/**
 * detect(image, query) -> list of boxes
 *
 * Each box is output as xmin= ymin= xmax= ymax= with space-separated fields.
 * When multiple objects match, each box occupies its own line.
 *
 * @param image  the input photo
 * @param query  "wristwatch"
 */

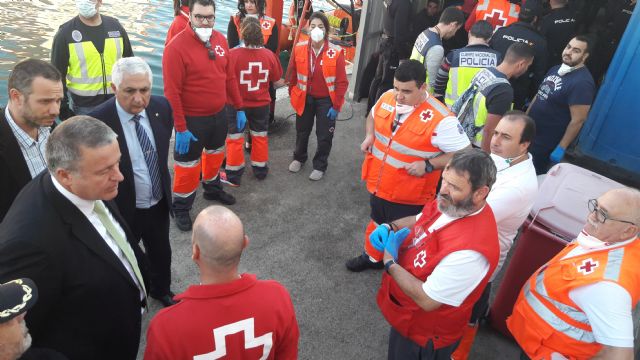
xmin=384 ymin=259 xmax=397 ymax=274
xmin=424 ymin=159 xmax=434 ymax=173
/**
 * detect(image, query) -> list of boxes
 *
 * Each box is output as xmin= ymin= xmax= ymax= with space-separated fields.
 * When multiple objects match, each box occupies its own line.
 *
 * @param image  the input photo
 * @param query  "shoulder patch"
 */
xmin=381 ymin=102 xmax=394 ymax=112
xmin=296 ymin=40 xmax=309 ymax=47
xmin=414 ymin=32 xmax=429 ymax=54
xmin=107 ymin=30 xmax=121 ymax=38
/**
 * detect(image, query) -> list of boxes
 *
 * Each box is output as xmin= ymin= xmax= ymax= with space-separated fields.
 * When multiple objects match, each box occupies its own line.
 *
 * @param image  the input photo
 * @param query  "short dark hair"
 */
xmin=438 ymin=6 xmax=465 ymax=25
xmin=241 ymin=17 xmax=264 ymax=46
xmin=173 ymin=0 xmax=189 ymax=16
xmin=189 ymin=0 xmax=215 ymax=12
xmin=238 ymin=0 xmax=265 ymax=18
xmin=503 ymin=42 xmax=535 ymax=64
xmin=8 ymin=59 xmax=61 ymax=99
xmin=394 ymin=60 xmax=426 ymax=88
xmin=503 ymin=110 xmax=536 ymax=145
xmin=573 ymin=35 xmax=592 ymax=55
xmin=446 ymin=148 xmax=497 ymax=191
xmin=427 ymin=0 xmax=439 ymax=5
xmin=308 ymin=12 xmax=330 ymax=40
xmin=470 ymin=20 xmax=493 ymax=40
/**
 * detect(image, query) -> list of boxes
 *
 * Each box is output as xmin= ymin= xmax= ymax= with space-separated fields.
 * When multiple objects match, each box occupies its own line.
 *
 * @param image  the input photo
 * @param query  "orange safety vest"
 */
xmin=232 ymin=14 xmax=276 ymax=45
xmin=507 ymin=238 xmax=640 ymax=359
xmin=361 ymin=90 xmax=451 ymax=205
xmin=290 ymin=40 xmax=342 ymax=116
xmin=475 ymin=0 xmax=520 ymax=29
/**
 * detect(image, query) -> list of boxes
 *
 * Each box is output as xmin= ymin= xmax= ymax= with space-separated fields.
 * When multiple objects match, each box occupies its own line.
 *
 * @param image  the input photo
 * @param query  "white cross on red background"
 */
xmin=484 ymin=9 xmax=508 ymax=29
xmin=214 ymin=45 xmax=225 ymax=57
xmin=240 ymin=62 xmax=269 ymax=92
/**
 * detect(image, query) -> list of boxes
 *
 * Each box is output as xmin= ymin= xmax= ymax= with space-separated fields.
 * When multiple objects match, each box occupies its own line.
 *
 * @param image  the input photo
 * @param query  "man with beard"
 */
xmin=508 ymin=188 xmax=640 ymax=359
xmin=0 ymin=59 xmax=63 ymax=222
xmin=527 ymin=36 xmax=595 ymax=174
xmin=372 ymin=148 xmax=499 ymax=359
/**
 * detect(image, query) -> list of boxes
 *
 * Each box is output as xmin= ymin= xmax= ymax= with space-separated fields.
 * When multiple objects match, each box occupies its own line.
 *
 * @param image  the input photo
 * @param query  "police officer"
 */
xmin=367 ymin=0 xmax=413 ymax=114
xmin=539 ymin=0 xmax=577 ymax=69
xmin=490 ymin=0 xmax=547 ymax=110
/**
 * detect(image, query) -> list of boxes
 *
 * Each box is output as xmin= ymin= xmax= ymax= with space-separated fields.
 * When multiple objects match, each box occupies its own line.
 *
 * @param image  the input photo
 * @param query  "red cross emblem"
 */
xmin=261 ymin=20 xmax=271 ymax=30
xmin=214 ymin=44 xmax=225 ymax=57
xmin=484 ymin=9 xmax=508 ymax=29
xmin=414 ymin=250 xmax=427 ymax=268
xmin=577 ymin=258 xmax=599 ymax=275
xmin=326 ymin=49 xmax=337 ymax=59
xmin=239 ymin=61 xmax=269 ymax=92
xmin=420 ymin=110 xmax=434 ymax=122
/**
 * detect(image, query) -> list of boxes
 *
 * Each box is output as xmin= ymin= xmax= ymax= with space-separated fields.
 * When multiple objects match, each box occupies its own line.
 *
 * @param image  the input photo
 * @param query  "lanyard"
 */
xmin=309 ymin=43 xmax=324 ymax=75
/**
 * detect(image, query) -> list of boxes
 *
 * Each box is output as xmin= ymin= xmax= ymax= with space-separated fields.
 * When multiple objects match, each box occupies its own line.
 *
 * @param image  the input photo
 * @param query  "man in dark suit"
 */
xmin=0 ymin=116 xmax=148 ymax=360
xmin=0 ymin=59 xmax=63 ymax=222
xmin=89 ymin=57 xmax=176 ymax=307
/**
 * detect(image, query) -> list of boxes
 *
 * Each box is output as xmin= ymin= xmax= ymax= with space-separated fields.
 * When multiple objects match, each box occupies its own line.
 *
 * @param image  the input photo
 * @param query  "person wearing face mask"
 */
xmin=410 ymin=6 xmax=465 ymax=93
xmin=526 ymin=36 xmax=595 ymax=175
xmin=508 ymin=188 xmax=640 ymax=360
xmin=287 ymin=12 xmax=348 ymax=181
xmin=371 ymin=148 xmax=499 ymax=360
xmin=451 ymin=112 xmax=538 ymax=360
xmin=51 ymin=0 xmax=133 ymax=119
xmin=163 ymin=0 xmax=245 ymax=231
xmin=165 ymin=0 xmax=190 ymax=45
xmin=346 ymin=60 xmax=471 ymax=272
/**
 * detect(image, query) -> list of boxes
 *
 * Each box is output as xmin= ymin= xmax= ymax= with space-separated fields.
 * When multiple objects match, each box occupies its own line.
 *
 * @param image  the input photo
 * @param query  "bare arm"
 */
xmin=430 ymin=144 xmax=471 ymax=169
xmin=361 ymin=112 xmax=375 ymax=153
xmin=558 ymin=105 xmax=590 ymax=148
xmin=591 ymin=346 xmax=634 ymax=360
xmin=389 ymin=215 xmax=418 ymax=230
xmin=383 ymin=249 xmax=442 ymax=312
xmin=481 ymin=113 xmax=502 ymax=152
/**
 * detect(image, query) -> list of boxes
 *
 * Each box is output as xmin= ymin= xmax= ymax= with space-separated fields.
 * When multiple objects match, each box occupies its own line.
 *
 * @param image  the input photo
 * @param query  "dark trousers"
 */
xmin=388 ymin=327 xmax=460 ymax=360
xmin=294 ymin=96 xmax=335 ymax=172
xmin=469 ymin=282 xmax=492 ymax=324
xmin=367 ymin=38 xmax=399 ymax=114
xmin=173 ymin=112 xmax=227 ymax=211
xmin=133 ymin=199 xmax=171 ymax=297
xmin=529 ymin=141 xmax=554 ymax=175
xmin=370 ymin=194 xmax=424 ymax=225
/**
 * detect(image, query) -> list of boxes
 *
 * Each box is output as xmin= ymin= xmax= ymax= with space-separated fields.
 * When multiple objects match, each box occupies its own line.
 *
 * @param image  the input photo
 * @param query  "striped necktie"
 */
xmin=131 ymin=114 xmax=163 ymax=200
xmin=93 ymin=200 xmax=147 ymax=296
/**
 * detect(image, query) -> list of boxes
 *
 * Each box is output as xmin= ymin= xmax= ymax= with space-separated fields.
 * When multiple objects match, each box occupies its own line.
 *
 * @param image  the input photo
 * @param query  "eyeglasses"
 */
xmin=587 ymin=199 xmax=636 ymax=226
xmin=193 ymin=14 xmax=215 ymax=23
xmin=204 ymin=40 xmax=216 ymax=60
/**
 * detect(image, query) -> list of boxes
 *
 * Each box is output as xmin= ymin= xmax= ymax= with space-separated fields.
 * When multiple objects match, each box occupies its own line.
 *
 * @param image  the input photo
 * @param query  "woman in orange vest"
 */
xmin=287 ymin=12 xmax=349 ymax=181
xmin=165 ymin=0 xmax=189 ymax=45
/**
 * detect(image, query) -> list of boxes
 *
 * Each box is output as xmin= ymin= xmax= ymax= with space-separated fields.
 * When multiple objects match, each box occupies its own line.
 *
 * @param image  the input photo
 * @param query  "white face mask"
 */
xmin=194 ymin=26 xmax=213 ymax=42
xmin=558 ymin=63 xmax=577 ymax=76
xmin=395 ymin=103 xmax=415 ymax=115
xmin=76 ymin=0 xmax=98 ymax=18
xmin=575 ymin=230 xmax=609 ymax=250
xmin=490 ymin=153 xmax=526 ymax=172
xmin=310 ymin=27 xmax=324 ymax=42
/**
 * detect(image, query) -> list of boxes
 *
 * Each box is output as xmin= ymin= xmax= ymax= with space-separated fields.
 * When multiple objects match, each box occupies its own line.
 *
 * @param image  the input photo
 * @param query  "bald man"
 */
xmin=508 ymin=188 xmax=640 ymax=360
xmin=144 ymin=206 xmax=300 ymax=360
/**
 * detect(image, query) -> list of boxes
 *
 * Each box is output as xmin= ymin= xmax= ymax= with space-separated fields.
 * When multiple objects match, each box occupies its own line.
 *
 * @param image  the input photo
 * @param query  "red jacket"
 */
xmin=377 ymin=201 xmax=499 ymax=348
xmin=162 ymin=26 xmax=243 ymax=132
xmin=165 ymin=6 xmax=189 ymax=45
xmin=230 ymin=47 xmax=282 ymax=107
xmin=145 ymin=274 xmax=299 ymax=360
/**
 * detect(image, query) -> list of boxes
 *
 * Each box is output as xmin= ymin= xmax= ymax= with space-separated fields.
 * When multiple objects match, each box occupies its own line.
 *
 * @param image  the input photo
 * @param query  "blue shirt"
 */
xmin=529 ymin=65 xmax=595 ymax=149
xmin=115 ymin=100 xmax=160 ymax=209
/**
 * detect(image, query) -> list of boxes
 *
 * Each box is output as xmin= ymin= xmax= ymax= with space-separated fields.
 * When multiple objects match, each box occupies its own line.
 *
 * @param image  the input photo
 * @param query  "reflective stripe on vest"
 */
xmin=67 ymin=37 xmax=123 ymax=97
xmin=233 ymin=15 xmax=275 ymax=45
xmin=445 ymin=67 xmax=485 ymax=106
xmin=374 ymin=132 xmax=442 ymax=160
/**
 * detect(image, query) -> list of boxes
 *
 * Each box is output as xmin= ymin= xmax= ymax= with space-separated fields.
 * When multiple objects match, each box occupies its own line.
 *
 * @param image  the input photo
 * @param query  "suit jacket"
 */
xmin=88 ymin=96 xmax=173 ymax=227
xmin=0 ymin=172 xmax=149 ymax=360
xmin=0 ymin=108 xmax=32 ymax=222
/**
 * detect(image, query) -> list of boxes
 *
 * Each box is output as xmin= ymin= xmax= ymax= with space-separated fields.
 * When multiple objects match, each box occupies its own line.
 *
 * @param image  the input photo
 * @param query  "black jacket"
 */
xmin=0 ymin=108 xmax=33 ymax=222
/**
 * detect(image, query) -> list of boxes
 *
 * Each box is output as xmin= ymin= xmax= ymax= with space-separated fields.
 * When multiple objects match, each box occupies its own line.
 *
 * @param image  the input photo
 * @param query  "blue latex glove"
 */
xmin=236 ymin=110 xmax=247 ymax=131
xmin=327 ymin=107 xmax=339 ymax=121
xmin=369 ymin=224 xmax=392 ymax=252
xmin=175 ymin=130 xmax=198 ymax=155
xmin=549 ymin=145 xmax=566 ymax=163
xmin=386 ymin=228 xmax=411 ymax=261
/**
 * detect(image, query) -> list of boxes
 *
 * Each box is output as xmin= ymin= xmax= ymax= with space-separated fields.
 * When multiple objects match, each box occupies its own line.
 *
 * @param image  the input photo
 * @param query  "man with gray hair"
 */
xmin=145 ymin=206 xmax=299 ymax=359
xmin=89 ymin=56 xmax=176 ymax=307
xmin=0 ymin=58 xmax=63 ymax=221
xmin=0 ymin=116 xmax=148 ymax=360
xmin=372 ymin=148 xmax=499 ymax=359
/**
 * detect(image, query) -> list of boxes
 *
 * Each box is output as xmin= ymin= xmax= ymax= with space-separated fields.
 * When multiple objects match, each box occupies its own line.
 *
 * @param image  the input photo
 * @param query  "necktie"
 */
xmin=93 ymin=200 xmax=147 ymax=297
xmin=131 ymin=114 xmax=163 ymax=200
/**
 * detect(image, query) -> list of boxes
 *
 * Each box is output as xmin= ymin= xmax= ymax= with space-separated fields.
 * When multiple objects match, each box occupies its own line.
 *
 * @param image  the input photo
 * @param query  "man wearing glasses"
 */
xmin=508 ymin=188 xmax=640 ymax=360
xmin=163 ymin=0 xmax=245 ymax=231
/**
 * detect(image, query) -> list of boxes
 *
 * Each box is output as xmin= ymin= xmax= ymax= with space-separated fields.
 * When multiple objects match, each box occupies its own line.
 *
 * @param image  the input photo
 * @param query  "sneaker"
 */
xmin=345 ymin=253 xmax=384 ymax=272
xmin=288 ymin=160 xmax=303 ymax=173
xmin=220 ymin=171 xmax=240 ymax=187
xmin=203 ymin=190 xmax=236 ymax=205
xmin=174 ymin=211 xmax=192 ymax=232
xmin=309 ymin=169 xmax=324 ymax=181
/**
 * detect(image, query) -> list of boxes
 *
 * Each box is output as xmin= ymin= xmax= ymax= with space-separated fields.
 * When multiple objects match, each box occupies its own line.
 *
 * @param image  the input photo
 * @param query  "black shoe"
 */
xmin=174 ymin=211 xmax=192 ymax=232
xmin=203 ymin=190 xmax=236 ymax=205
xmin=151 ymin=293 xmax=177 ymax=307
xmin=346 ymin=253 xmax=384 ymax=272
